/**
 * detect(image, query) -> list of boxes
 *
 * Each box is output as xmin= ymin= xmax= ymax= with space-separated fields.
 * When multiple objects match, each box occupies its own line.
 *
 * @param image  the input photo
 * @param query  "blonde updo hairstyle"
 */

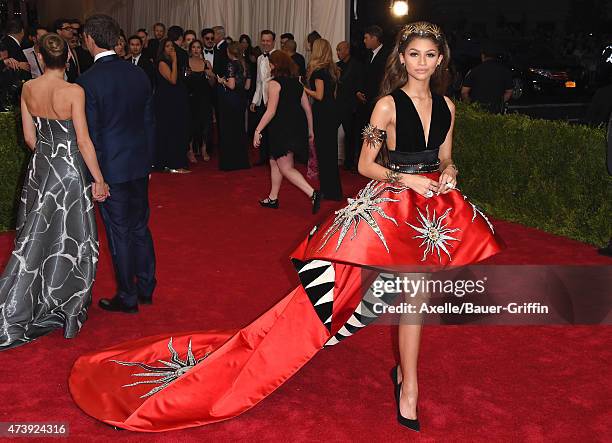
xmin=39 ymin=33 xmax=68 ymax=69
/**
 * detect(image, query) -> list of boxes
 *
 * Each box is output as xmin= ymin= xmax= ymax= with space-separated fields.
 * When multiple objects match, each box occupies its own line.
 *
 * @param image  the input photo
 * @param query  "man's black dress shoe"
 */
xmin=138 ymin=295 xmax=153 ymax=305
xmin=98 ymin=297 xmax=138 ymax=313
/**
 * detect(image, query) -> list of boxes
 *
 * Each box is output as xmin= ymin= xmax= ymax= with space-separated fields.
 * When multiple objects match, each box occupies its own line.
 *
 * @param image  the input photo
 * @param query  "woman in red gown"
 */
xmin=69 ymin=22 xmax=503 ymax=433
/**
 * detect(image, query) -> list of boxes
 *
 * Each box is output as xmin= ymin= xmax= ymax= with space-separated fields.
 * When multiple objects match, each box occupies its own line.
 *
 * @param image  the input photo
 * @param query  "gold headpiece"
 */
xmin=400 ymin=22 xmax=443 ymax=42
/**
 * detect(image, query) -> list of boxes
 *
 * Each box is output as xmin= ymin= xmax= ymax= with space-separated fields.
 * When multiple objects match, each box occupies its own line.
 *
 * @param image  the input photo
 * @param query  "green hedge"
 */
xmin=453 ymin=103 xmax=611 ymax=245
xmin=0 ymin=112 xmax=29 ymax=231
xmin=0 ymin=108 xmax=610 ymax=245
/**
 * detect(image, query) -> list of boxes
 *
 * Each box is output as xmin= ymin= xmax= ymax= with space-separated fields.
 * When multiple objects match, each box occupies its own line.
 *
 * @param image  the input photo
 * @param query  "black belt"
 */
xmin=388 ymin=160 xmax=440 ymax=174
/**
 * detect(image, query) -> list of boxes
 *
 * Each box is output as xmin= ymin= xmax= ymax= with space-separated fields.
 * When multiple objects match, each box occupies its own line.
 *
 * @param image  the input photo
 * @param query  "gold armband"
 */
xmin=362 ymin=124 xmax=387 ymax=149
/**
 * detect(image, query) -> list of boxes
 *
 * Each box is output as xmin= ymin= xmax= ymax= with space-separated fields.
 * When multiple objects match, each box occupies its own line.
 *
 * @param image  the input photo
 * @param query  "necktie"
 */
xmin=263 ymin=53 xmax=269 ymax=58
xmin=70 ymin=48 xmax=81 ymax=74
xmin=205 ymin=49 xmax=213 ymax=54
xmin=132 ymin=58 xmax=137 ymax=65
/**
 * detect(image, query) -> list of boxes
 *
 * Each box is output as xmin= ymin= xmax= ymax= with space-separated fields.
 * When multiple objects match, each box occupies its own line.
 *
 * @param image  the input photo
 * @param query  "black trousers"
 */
xmin=99 ymin=176 xmax=156 ymax=307
xmin=354 ymin=102 xmax=374 ymax=167
xmin=338 ymin=107 xmax=356 ymax=168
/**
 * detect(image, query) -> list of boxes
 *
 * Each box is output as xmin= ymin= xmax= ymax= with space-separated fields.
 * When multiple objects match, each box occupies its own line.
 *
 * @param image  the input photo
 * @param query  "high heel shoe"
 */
xmin=391 ymin=366 xmax=420 ymax=432
xmin=311 ymin=190 xmax=321 ymax=214
xmin=259 ymin=197 xmax=279 ymax=209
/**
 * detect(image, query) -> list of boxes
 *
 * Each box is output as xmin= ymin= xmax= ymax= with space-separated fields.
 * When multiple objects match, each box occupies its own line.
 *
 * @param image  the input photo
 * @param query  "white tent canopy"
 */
xmin=98 ymin=0 xmax=348 ymax=55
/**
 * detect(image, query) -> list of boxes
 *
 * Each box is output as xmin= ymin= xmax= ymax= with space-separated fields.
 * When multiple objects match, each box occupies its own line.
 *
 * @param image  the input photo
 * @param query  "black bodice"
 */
xmin=390 ymin=89 xmax=451 ymax=152
xmin=386 ymin=89 xmax=451 ymax=169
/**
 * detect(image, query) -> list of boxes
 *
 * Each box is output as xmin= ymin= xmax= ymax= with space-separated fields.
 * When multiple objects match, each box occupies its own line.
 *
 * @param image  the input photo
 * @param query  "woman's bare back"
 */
xmin=23 ymin=76 xmax=79 ymax=121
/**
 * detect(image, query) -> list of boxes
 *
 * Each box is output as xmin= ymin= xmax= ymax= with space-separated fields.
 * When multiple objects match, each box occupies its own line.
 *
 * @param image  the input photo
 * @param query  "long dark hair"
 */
xmin=379 ymin=21 xmax=451 ymax=98
xmin=156 ymin=37 xmax=172 ymax=64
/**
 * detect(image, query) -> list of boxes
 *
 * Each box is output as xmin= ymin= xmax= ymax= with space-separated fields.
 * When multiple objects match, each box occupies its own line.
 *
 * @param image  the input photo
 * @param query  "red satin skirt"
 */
xmin=69 ymin=175 xmax=503 ymax=432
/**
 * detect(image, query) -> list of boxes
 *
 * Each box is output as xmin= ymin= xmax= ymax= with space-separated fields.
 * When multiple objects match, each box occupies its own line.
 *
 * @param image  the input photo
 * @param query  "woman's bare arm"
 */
xmin=20 ymin=85 xmax=37 ymax=151
xmin=437 ymin=96 xmax=457 ymax=193
xmin=300 ymin=90 xmax=314 ymax=137
xmin=254 ymin=80 xmax=280 ymax=133
xmin=71 ymin=85 xmax=105 ymax=184
xmin=304 ymin=78 xmax=324 ymax=101
xmin=159 ymin=59 xmax=177 ymax=85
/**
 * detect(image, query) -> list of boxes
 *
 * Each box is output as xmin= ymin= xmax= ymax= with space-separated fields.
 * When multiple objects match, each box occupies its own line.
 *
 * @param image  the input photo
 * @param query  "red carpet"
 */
xmin=0 ymin=158 xmax=610 ymax=441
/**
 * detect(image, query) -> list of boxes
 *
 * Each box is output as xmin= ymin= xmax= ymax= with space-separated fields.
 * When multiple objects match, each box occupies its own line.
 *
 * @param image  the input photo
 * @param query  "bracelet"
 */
xmin=445 ymin=163 xmax=459 ymax=174
xmin=384 ymin=169 xmax=401 ymax=184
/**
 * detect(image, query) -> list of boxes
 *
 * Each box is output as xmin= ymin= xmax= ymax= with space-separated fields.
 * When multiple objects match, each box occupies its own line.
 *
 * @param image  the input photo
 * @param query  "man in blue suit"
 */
xmin=78 ymin=14 xmax=156 ymax=313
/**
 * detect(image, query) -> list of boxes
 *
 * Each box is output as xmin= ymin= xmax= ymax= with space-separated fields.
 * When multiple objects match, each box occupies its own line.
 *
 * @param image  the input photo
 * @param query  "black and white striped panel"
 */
xmin=291 ymin=258 xmax=335 ymax=331
xmin=324 ymin=273 xmax=400 ymax=347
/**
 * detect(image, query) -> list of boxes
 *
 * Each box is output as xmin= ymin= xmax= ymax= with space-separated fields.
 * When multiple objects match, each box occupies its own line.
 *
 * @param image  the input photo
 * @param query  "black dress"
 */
xmin=218 ymin=59 xmax=251 ymax=171
xmin=310 ymin=68 xmax=342 ymax=200
xmin=154 ymin=59 xmax=190 ymax=170
xmin=185 ymin=68 xmax=213 ymax=154
xmin=267 ymin=77 xmax=307 ymax=160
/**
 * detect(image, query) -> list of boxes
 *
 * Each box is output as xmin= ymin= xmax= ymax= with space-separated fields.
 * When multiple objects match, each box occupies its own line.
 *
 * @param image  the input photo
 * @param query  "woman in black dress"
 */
xmin=186 ymin=39 xmax=215 ymax=163
xmin=154 ymin=39 xmax=190 ymax=173
xmin=252 ymin=50 xmax=321 ymax=213
xmin=304 ymin=38 xmax=343 ymax=200
xmin=217 ymin=42 xmax=251 ymax=171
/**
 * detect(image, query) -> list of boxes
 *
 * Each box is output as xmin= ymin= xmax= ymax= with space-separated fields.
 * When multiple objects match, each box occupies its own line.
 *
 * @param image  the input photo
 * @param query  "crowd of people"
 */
xmin=1 ymin=18 xmax=394 ymax=207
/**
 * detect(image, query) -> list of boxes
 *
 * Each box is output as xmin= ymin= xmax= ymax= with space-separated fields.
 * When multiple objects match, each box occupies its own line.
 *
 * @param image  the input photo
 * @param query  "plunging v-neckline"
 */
xmin=399 ymin=89 xmax=434 ymax=149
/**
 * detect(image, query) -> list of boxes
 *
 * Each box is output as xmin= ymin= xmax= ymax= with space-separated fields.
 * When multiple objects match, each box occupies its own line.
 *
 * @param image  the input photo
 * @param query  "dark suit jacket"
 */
xmin=147 ymin=39 xmax=160 ymax=62
xmin=337 ymin=57 xmax=363 ymax=113
xmin=360 ymin=45 xmax=390 ymax=105
xmin=3 ymin=35 xmax=27 ymax=62
xmin=213 ymin=40 xmax=229 ymax=76
xmin=291 ymin=52 xmax=306 ymax=78
xmin=136 ymin=54 xmax=156 ymax=88
xmin=76 ymin=54 xmax=155 ymax=184
xmin=173 ymin=42 xmax=189 ymax=84
xmin=2 ymin=35 xmax=31 ymax=80
xmin=66 ymin=48 xmax=80 ymax=83
xmin=586 ymin=84 xmax=612 ymax=127
xmin=74 ymin=45 xmax=94 ymax=73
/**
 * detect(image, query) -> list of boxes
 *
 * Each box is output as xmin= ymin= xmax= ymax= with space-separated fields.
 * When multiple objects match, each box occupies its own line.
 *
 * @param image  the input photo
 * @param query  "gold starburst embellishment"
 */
xmin=319 ymin=180 xmax=407 ymax=253
xmin=401 ymin=22 xmax=443 ymax=41
xmin=111 ymin=338 xmax=209 ymax=398
xmin=407 ymin=205 xmax=460 ymax=262
xmin=361 ymin=124 xmax=387 ymax=148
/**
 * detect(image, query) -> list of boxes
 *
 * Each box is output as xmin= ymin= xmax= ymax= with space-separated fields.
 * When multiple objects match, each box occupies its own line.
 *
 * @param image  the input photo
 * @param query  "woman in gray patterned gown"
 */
xmin=0 ymin=33 xmax=110 ymax=350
